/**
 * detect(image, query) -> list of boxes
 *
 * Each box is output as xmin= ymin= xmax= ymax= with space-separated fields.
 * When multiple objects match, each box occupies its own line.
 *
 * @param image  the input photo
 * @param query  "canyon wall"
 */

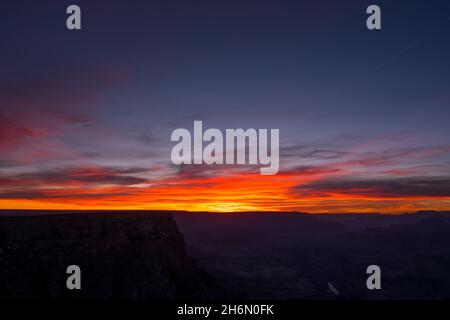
xmin=0 ymin=211 xmax=223 ymax=300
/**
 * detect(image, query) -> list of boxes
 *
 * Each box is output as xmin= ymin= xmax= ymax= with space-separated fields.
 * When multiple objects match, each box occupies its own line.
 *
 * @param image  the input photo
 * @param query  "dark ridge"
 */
xmin=0 ymin=211 xmax=224 ymax=300
xmin=174 ymin=211 xmax=450 ymax=299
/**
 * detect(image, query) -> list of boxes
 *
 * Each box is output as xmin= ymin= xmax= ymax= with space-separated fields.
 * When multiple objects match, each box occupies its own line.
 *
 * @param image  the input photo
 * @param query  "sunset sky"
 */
xmin=1 ymin=0 xmax=450 ymax=213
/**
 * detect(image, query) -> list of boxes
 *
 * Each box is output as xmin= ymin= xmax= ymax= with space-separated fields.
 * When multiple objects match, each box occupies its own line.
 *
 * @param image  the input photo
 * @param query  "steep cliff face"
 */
xmin=0 ymin=211 xmax=223 ymax=300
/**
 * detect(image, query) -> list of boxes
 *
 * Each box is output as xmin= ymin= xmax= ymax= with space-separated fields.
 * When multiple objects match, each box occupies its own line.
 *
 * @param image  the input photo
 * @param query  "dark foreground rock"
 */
xmin=0 ymin=211 xmax=224 ymax=300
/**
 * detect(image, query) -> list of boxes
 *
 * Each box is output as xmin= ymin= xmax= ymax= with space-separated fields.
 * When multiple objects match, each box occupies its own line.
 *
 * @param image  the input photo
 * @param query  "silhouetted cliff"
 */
xmin=0 ymin=211 xmax=223 ymax=300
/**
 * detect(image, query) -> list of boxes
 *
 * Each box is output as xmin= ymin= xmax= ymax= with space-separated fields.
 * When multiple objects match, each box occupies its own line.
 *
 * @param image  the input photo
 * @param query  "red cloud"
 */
xmin=0 ymin=67 xmax=128 ymax=158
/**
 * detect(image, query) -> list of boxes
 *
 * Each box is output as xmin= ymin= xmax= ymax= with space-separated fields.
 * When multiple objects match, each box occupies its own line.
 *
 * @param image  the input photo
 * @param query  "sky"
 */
xmin=1 ymin=0 xmax=450 ymax=213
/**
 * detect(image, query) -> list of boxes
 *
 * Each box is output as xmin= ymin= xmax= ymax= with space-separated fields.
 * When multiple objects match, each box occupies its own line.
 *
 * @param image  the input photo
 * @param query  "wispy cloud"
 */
xmin=293 ymin=177 xmax=450 ymax=198
xmin=0 ymin=67 xmax=128 ymax=160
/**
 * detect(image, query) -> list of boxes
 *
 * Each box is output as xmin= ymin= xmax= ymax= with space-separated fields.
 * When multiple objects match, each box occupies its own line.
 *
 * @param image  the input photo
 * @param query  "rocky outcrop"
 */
xmin=0 ymin=211 xmax=224 ymax=300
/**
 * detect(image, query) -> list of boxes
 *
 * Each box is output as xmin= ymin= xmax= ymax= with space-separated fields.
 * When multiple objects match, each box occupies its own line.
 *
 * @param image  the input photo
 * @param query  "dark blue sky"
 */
xmin=3 ymin=0 xmax=449 ymax=137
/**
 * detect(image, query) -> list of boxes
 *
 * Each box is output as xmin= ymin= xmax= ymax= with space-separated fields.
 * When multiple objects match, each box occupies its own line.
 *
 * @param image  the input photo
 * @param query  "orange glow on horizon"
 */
xmin=1 ymin=170 xmax=449 ymax=214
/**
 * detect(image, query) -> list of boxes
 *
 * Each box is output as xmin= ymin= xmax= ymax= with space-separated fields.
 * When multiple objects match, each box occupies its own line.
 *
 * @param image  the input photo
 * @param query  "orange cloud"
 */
xmin=1 ymin=164 xmax=450 ymax=213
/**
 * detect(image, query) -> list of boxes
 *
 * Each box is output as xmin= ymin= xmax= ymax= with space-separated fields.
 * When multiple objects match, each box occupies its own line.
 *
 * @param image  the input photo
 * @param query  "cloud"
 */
xmin=0 ymin=113 xmax=47 ymax=150
xmin=0 ymin=67 xmax=127 ymax=114
xmin=0 ymin=166 xmax=149 ymax=189
xmin=173 ymin=163 xmax=253 ymax=180
xmin=0 ymin=191 xmax=131 ymax=200
xmin=0 ymin=67 xmax=128 ymax=155
xmin=138 ymin=132 xmax=158 ymax=145
xmin=281 ymin=144 xmax=349 ymax=160
xmin=279 ymin=165 xmax=341 ymax=177
xmin=347 ymin=146 xmax=450 ymax=167
xmin=293 ymin=177 xmax=450 ymax=198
